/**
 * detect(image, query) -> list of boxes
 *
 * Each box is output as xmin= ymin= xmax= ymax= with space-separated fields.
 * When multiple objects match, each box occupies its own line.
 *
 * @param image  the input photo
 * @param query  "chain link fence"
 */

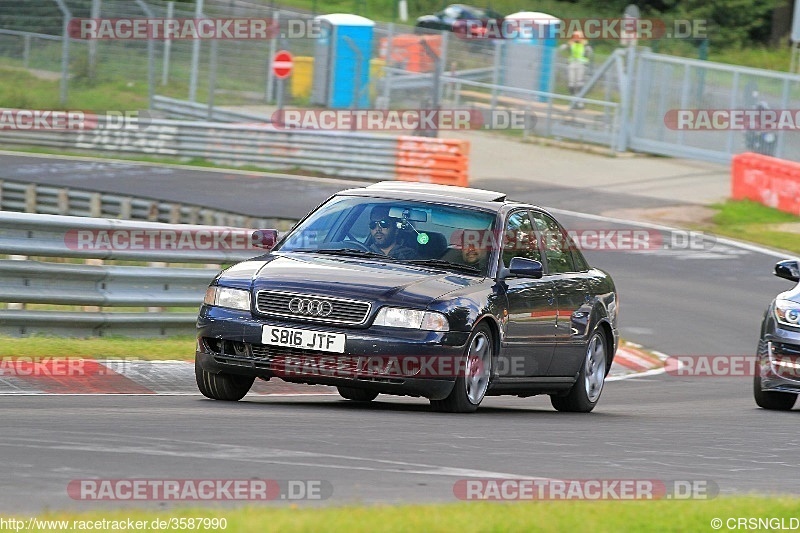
xmin=0 ymin=1 xmax=798 ymax=163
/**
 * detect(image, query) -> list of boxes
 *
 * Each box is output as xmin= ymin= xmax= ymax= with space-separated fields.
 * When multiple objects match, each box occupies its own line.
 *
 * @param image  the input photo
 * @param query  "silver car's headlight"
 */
xmin=203 ymin=286 xmax=251 ymax=311
xmin=774 ymin=300 xmax=800 ymax=328
xmin=373 ymin=307 xmax=449 ymax=331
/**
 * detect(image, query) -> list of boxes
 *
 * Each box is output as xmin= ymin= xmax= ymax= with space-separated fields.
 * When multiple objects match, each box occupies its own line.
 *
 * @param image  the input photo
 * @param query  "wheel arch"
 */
xmin=594 ymin=319 xmax=615 ymax=375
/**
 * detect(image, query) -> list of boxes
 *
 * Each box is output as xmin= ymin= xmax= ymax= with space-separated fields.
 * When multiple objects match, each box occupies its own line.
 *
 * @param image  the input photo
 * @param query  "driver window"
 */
xmin=502 ymin=210 xmax=542 ymax=267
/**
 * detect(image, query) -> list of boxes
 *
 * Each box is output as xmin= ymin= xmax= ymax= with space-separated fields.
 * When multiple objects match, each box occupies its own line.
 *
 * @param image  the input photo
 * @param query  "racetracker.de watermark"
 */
xmin=68 ymin=18 xmax=323 ymax=40
xmin=665 ymin=109 xmax=800 ymax=130
xmin=665 ymin=355 xmax=800 ymax=378
xmin=454 ymin=18 xmax=707 ymax=40
xmin=452 ymin=228 xmax=717 ymax=253
xmin=453 ymin=478 xmax=718 ymax=500
xmin=68 ymin=479 xmax=332 ymax=501
xmin=63 ymin=228 xmax=277 ymax=251
xmin=271 ymin=109 xmax=532 ymax=131
xmin=0 ymin=109 xmax=146 ymax=131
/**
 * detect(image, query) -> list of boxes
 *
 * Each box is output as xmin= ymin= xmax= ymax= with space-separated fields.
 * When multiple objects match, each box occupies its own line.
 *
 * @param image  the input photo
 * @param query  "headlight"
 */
xmin=774 ymin=300 xmax=800 ymax=328
xmin=203 ymin=286 xmax=251 ymax=311
xmin=373 ymin=307 xmax=449 ymax=331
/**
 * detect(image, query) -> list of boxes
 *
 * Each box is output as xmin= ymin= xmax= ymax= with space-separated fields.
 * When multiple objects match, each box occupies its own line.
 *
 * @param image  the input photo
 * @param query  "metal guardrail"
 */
xmin=152 ymin=95 xmax=274 ymax=123
xmin=0 ymin=178 xmax=293 ymax=229
xmin=0 ymin=211 xmax=270 ymax=337
xmin=0 ymin=117 xmax=401 ymax=181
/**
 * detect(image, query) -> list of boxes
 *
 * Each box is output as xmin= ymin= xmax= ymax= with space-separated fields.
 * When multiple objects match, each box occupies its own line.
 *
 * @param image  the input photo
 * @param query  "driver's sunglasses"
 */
xmin=369 ymin=220 xmax=392 ymax=230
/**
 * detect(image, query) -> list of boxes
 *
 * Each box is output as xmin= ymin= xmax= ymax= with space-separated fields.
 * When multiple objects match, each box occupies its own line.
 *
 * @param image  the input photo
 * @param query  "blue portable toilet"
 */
xmin=502 ymin=12 xmax=561 ymax=101
xmin=311 ymin=14 xmax=374 ymax=109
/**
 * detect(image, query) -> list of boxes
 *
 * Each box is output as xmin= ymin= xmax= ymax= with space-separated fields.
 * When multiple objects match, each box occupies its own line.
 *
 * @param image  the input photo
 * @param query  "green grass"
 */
xmin=702 ymin=199 xmax=800 ymax=255
xmin=9 ymin=497 xmax=800 ymax=532
xmin=0 ymin=334 xmax=195 ymax=360
xmin=0 ymin=66 xmax=148 ymax=111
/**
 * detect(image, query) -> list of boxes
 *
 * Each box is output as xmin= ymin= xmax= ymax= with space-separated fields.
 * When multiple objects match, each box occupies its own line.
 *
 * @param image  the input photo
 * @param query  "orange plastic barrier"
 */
xmin=731 ymin=152 xmax=800 ymax=216
xmin=395 ymin=136 xmax=470 ymax=187
xmin=379 ymin=34 xmax=442 ymax=73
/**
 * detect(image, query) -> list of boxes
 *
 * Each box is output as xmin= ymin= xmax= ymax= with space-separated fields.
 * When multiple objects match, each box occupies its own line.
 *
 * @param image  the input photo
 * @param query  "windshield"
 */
xmin=275 ymin=196 xmax=498 ymax=275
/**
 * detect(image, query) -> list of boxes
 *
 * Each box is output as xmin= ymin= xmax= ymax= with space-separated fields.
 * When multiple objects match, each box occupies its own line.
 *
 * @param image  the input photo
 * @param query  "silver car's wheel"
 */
xmin=584 ymin=334 xmax=606 ymax=403
xmin=465 ymin=330 xmax=492 ymax=405
xmin=431 ymin=323 xmax=493 ymax=413
xmin=551 ymin=330 xmax=607 ymax=413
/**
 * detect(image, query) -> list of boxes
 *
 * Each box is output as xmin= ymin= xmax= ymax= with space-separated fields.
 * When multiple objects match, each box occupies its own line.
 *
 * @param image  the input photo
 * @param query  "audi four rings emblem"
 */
xmin=288 ymin=297 xmax=334 ymax=317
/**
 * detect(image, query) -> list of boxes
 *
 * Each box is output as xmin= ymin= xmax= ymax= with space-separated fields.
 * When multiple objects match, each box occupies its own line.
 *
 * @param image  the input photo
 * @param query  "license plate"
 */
xmin=262 ymin=325 xmax=346 ymax=354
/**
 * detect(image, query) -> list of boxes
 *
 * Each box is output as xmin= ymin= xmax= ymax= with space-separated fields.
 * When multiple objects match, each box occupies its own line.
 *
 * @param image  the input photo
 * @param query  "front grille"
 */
xmin=255 ymin=290 xmax=371 ymax=325
xmin=773 ymin=342 xmax=800 ymax=357
xmin=252 ymin=343 xmax=361 ymax=373
xmin=250 ymin=343 xmax=404 ymax=383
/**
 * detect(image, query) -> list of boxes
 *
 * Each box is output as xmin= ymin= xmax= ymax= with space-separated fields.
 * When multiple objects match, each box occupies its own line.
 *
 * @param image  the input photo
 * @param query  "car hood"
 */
xmin=778 ymin=282 xmax=800 ymax=303
xmin=217 ymin=253 xmax=482 ymax=308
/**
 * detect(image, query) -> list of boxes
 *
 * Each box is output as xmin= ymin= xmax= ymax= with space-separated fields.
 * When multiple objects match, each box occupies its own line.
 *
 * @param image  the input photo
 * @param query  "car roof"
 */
xmin=339 ymin=181 xmax=512 ymax=208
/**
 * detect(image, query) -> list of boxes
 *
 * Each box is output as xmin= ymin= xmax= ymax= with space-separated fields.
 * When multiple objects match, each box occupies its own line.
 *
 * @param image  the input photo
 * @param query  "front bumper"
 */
xmin=196 ymin=306 xmax=471 ymax=400
xmin=759 ymin=327 xmax=800 ymax=393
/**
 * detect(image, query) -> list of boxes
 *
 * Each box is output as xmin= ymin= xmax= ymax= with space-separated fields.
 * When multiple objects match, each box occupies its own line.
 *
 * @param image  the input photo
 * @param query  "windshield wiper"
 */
xmin=403 ymin=259 xmax=482 ymax=274
xmin=293 ymin=248 xmax=395 ymax=260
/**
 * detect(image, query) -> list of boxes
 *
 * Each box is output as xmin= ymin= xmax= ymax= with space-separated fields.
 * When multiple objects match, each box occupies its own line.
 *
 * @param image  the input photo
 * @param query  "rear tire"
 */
xmin=195 ymin=358 xmax=254 ymax=401
xmin=430 ymin=323 xmax=493 ymax=413
xmin=753 ymin=372 xmax=797 ymax=411
xmin=551 ymin=330 xmax=607 ymax=413
xmin=337 ymin=386 xmax=379 ymax=402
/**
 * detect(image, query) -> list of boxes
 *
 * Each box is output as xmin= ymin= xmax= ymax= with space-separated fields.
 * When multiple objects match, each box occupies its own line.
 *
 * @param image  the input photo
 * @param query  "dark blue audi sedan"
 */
xmin=196 ymin=182 xmax=618 ymax=413
xmin=754 ymin=259 xmax=800 ymax=410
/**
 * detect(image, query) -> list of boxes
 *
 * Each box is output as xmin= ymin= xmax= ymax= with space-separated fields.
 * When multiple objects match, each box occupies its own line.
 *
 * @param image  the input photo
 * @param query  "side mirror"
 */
xmin=775 ymin=260 xmax=800 ymax=283
xmin=501 ymin=257 xmax=543 ymax=279
xmin=252 ymin=229 xmax=279 ymax=250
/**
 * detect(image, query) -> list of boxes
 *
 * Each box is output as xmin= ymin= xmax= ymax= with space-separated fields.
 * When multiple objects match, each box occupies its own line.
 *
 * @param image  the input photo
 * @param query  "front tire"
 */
xmin=195 ymin=358 xmax=255 ymax=401
xmin=430 ymin=323 xmax=493 ymax=413
xmin=753 ymin=372 xmax=797 ymax=411
xmin=337 ymin=386 xmax=379 ymax=402
xmin=551 ymin=330 xmax=607 ymax=413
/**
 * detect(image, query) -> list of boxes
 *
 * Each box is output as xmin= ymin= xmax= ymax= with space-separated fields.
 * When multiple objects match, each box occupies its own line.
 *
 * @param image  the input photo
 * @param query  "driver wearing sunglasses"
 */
xmin=367 ymin=205 xmax=416 ymax=260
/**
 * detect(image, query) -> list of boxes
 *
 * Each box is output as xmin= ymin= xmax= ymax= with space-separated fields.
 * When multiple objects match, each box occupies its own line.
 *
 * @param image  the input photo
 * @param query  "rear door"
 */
xmin=500 ymin=209 xmax=557 ymax=377
xmin=530 ymin=210 xmax=592 ymax=377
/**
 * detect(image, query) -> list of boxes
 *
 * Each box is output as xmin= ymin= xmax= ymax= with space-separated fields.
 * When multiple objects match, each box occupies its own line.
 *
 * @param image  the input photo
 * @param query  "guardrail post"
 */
xmin=25 ymin=184 xmax=37 ymax=213
xmin=120 ymin=198 xmax=132 ymax=219
xmin=83 ymin=258 xmax=104 ymax=313
xmin=148 ymin=202 xmax=160 ymax=222
xmin=89 ymin=193 xmax=102 ymax=217
xmin=57 ymin=189 xmax=69 ymax=215
xmin=148 ymin=261 xmax=167 ymax=313
xmin=6 ymin=255 xmax=27 ymax=311
xmin=170 ymin=204 xmax=182 ymax=224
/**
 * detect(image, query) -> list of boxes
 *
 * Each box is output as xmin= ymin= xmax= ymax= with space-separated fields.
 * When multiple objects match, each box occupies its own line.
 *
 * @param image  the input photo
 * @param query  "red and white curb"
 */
xmin=0 ymin=346 xmax=664 ymax=395
xmin=607 ymin=342 xmax=668 ymax=382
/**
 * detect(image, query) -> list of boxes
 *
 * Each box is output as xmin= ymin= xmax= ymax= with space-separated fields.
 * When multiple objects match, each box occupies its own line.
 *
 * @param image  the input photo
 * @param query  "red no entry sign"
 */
xmin=272 ymin=50 xmax=293 ymax=79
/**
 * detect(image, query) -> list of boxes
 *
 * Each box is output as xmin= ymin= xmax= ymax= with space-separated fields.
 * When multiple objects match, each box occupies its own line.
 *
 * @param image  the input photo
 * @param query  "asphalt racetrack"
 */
xmin=2 ymin=153 xmax=797 ymax=511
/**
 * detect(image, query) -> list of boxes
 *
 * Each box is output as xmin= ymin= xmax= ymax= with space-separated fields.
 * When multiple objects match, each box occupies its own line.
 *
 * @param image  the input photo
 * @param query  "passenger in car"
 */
xmin=442 ymin=229 xmax=490 ymax=271
xmin=367 ymin=205 xmax=417 ymax=259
